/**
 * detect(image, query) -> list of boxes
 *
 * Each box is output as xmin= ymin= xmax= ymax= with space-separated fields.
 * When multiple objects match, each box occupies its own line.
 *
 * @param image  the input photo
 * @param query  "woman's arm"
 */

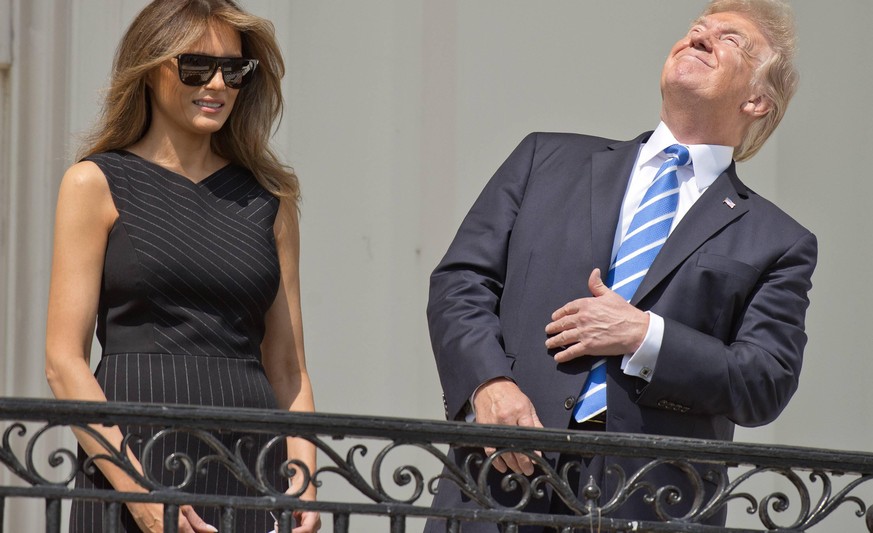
xmin=45 ymin=162 xmax=212 ymax=533
xmin=46 ymin=160 xmax=135 ymax=477
xmin=261 ymin=198 xmax=320 ymax=532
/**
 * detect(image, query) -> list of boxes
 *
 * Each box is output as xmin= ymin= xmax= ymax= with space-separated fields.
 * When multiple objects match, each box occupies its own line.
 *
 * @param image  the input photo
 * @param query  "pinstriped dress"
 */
xmin=70 ymin=151 xmax=284 ymax=532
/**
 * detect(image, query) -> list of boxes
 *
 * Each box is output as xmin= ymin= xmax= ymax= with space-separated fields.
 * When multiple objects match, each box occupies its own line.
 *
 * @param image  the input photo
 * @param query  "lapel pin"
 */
xmin=723 ymin=197 xmax=736 ymax=209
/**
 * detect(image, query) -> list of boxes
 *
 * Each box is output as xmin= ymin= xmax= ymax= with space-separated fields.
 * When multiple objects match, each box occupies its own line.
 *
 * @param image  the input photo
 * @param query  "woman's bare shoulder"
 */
xmin=57 ymin=160 xmax=117 ymax=223
xmin=60 ymin=160 xmax=108 ymax=191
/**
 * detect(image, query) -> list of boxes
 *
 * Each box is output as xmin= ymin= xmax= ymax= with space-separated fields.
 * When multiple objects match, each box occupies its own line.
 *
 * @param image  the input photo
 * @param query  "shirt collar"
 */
xmin=639 ymin=122 xmax=734 ymax=191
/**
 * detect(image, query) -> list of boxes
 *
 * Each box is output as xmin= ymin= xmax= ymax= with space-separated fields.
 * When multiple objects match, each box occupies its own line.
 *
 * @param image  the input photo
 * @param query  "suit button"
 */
xmin=564 ymin=396 xmax=576 ymax=410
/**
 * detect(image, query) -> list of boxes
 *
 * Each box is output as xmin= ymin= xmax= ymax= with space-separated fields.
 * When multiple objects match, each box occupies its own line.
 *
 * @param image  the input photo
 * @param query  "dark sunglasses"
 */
xmin=175 ymin=53 xmax=258 ymax=89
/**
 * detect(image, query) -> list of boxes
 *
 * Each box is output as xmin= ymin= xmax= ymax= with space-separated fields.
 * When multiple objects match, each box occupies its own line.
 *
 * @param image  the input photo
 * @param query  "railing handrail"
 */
xmin=1 ymin=397 xmax=870 ymax=474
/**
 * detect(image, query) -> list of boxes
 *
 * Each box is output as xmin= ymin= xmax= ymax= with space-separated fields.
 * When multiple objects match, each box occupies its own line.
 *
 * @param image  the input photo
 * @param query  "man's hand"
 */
xmin=472 ymin=378 xmax=543 ymax=475
xmin=545 ymin=268 xmax=649 ymax=363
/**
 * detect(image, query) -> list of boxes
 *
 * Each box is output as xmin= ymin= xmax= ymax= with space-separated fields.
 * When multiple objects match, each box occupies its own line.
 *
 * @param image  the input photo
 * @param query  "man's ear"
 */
xmin=742 ymin=94 xmax=772 ymax=118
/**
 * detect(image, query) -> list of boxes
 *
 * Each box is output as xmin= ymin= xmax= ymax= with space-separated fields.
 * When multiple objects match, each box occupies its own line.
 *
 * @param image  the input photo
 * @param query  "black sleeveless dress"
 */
xmin=70 ymin=151 xmax=284 ymax=532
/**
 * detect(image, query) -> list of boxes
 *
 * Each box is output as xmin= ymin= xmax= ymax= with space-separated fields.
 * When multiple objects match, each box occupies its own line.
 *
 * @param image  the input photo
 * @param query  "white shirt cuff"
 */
xmin=621 ymin=311 xmax=664 ymax=382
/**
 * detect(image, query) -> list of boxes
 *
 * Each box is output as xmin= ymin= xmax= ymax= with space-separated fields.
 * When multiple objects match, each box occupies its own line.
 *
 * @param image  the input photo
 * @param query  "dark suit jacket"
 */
xmin=425 ymin=131 xmax=817 ymax=528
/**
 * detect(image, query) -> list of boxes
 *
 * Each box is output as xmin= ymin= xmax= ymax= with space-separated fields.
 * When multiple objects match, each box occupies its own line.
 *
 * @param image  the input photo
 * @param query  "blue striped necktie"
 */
xmin=573 ymin=144 xmax=691 ymax=423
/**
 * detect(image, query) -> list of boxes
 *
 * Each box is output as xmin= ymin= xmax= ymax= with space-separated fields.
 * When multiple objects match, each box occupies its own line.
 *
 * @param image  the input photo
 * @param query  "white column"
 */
xmin=0 ymin=0 xmax=12 ymax=393
xmin=0 ymin=0 xmax=9 ymax=68
xmin=3 ymin=0 xmax=72 ymax=396
xmin=2 ymin=1 xmax=74 ymax=530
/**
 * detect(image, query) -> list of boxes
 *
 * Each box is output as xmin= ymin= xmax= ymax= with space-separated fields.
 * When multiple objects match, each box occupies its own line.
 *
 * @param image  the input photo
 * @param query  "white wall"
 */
xmin=2 ymin=1 xmax=871 ymax=530
xmin=0 ymin=0 xmax=11 ymax=383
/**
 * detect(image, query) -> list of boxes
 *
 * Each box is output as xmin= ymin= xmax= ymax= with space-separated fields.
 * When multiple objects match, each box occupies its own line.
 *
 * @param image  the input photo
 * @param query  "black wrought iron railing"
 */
xmin=0 ymin=398 xmax=872 ymax=532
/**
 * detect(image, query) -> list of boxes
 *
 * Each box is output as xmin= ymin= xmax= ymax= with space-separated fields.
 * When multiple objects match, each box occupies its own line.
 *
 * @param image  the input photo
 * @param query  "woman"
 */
xmin=45 ymin=1 xmax=319 ymax=531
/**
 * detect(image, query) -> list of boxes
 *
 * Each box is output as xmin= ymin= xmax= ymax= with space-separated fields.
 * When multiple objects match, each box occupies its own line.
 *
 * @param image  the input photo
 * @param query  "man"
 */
xmin=425 ymin=0 xmax=816 ymax=530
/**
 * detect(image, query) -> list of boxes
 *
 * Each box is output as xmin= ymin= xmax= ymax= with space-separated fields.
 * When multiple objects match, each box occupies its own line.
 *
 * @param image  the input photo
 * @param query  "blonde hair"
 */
xmin=79 ymin=0 xmax=299 ymax=201
xmin=703 ymin=0 xmax=798 ymax=162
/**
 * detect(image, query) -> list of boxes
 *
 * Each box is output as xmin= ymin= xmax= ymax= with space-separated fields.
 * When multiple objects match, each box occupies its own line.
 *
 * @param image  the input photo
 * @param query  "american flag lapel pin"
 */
xmin=723 ymin=197 xmax=736 ymax=209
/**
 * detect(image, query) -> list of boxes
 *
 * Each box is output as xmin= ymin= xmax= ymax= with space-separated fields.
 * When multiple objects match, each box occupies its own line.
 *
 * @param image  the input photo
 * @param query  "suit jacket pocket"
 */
xmin=692 ymin=253 xmax=761 ymax=336
xmin=696 ymin=253 xmax=760 ymax=282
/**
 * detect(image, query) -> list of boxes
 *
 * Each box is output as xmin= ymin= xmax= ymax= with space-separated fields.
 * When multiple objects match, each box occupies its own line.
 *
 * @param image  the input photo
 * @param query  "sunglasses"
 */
xmin=175 ymin=53 xmax=258 ymax=89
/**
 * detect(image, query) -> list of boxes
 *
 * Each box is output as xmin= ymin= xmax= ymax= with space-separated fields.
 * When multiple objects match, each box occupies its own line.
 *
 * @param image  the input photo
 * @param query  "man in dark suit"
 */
xmin=425 ymin=0 xmax=816 ymax=530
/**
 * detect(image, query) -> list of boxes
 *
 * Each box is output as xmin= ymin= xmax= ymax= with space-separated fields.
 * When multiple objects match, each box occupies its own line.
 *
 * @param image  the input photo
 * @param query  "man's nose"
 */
xmin=689 ymin=30 xmax=712 ymax=52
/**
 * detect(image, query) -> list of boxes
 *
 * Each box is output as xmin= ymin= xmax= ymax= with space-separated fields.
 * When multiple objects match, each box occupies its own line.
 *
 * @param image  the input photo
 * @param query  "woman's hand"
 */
xmin=129 ymin=502 xmax=217 ymax=533
xmin=292 ymin=509 xmax=321 ymax=533
xmin=275 ymin=485 xmax=320 ymax=533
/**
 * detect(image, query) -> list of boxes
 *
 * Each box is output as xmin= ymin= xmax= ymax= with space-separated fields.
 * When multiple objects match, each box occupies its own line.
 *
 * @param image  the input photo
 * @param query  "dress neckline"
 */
xmin=117 ymin=149 xmax=232 ymax=187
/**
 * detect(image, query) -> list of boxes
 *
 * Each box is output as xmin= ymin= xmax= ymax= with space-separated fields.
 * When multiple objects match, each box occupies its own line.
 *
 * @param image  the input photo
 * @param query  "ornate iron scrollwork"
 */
xmin=1 ymin=399 xmax=873 ymax=532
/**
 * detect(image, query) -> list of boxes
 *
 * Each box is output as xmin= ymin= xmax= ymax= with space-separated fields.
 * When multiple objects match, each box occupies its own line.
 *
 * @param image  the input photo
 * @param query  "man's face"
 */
xmin=661 ymin=11 xmax=772 ymax=114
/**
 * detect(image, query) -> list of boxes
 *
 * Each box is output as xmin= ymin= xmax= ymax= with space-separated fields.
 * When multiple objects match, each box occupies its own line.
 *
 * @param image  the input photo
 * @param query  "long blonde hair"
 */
xmin=79 ymin=0 xmax=299 ymax=201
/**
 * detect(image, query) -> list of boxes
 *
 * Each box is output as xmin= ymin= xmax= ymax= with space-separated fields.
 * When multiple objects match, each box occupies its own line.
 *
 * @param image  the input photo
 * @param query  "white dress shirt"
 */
xmin=620 ymin=122 xmax=734 ymax=381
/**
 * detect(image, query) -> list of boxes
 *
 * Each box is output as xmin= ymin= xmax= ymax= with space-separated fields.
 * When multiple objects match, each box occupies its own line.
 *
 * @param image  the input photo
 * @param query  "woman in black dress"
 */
xmin=45 ymin=1 xmax=319 ymax=531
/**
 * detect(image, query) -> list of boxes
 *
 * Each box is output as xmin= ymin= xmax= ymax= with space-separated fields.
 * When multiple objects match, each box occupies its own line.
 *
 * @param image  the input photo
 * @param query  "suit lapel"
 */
xmin=590 ymin=134 xmax=650 ymax=276
xmin=630 ymin=165 xmax=749 ymax=306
